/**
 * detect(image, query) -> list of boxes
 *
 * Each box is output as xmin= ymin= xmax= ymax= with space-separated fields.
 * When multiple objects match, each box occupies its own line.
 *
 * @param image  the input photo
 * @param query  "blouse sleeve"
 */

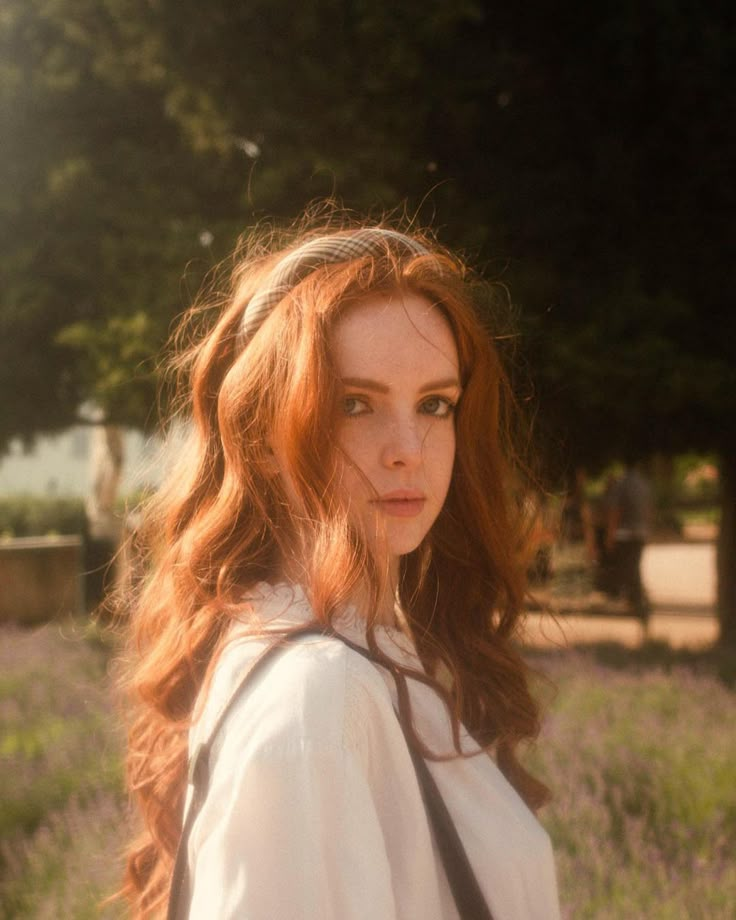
xmin=187 ymin=740 xmax=397 ymax=920
xmin=186 ymin=640 xmax=405 ymax=920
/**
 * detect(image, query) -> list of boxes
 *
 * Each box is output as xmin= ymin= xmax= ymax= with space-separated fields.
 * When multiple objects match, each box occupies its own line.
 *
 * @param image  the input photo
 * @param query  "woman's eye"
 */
xmin=343 ymin=396 xmax=370 ymax=417
xmin=420 ymin=396 xmax=456 ymax=418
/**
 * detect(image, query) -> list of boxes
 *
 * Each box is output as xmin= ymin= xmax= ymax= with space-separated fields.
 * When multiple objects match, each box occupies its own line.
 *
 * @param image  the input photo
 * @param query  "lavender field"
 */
xmin=528 ymin=643 xmax=736 ymax=919
xmin=1 ymin=620 xmax=735 ymax=919
xmin=0 ymin=622 xmax=128 ymax=919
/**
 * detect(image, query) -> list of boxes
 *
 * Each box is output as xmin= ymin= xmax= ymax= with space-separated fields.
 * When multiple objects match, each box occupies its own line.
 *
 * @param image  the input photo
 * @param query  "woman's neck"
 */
xmin=350 ymin=578 xmax=399 ymax=627
xmin=276 ymin=554 xmax=403 ymax=629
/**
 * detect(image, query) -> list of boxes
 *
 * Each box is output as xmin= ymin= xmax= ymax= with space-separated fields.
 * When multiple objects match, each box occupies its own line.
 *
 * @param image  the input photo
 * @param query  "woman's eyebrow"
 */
xmin=418 ymin=377 xmax=462 ymax=394
xmin=340 ymin=376 xmax=390 ymax=393
xmin=340 ymin=376 xmax=461 ymax=393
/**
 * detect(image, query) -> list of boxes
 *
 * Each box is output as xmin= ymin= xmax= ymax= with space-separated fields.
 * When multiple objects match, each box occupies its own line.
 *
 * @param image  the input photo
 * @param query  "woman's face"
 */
xmin=330 ymin=291 xmax=461 ymax=576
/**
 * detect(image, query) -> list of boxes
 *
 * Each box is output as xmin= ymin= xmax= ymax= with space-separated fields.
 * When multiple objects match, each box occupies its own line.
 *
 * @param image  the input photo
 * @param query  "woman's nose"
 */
xmin=380 ymin=419 xmax=423 ymax=469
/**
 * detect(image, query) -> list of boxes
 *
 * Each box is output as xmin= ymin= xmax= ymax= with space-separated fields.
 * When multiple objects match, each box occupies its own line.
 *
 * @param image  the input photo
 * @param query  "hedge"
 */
xmin=0 ymin=496 xmax=87 ymax=539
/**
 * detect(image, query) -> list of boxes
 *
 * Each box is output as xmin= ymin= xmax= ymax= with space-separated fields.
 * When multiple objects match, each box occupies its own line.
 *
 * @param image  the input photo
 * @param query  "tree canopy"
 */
xmin=3 ymin=0 xmax=733 ymax=449
xmin=2 ymin=0 xmax=735 ymax=631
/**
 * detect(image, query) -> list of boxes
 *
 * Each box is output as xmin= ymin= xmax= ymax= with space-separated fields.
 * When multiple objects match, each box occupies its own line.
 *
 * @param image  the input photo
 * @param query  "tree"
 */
xmin=478 ymin=2 xmax=736 ymax=640
xmin=1 ymin=0 xmax=734 ymax=638
xmin=0 ymin=0 xmax=229 ymax=543
xmin=0 ymin=0 xmax=234 ymax=444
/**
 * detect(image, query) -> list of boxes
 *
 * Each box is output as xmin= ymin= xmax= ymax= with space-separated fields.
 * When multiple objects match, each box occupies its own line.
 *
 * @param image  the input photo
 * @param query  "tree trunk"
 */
xmin=86 ymin=424 xmax=125 ymax=543
xmin=717 ymin=447 xmax=736 ymax=645
xmin=84 ymin=424 xmax=125 ymax=610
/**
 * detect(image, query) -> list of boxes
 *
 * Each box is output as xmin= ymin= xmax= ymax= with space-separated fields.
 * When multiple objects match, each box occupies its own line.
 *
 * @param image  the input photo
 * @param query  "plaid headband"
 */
xmin=239 ymin=228 xmax=429 ymax=342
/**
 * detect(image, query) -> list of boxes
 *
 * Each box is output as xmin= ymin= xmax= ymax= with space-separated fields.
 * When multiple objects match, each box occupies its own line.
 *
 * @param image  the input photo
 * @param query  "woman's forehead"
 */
xmin=331 ymin=291 xmax=460 ymax=384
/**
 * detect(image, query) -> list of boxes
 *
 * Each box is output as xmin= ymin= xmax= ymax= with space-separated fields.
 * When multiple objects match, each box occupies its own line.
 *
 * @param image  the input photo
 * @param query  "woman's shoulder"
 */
xmin=196 ymin=627 xmax=400 ymax=767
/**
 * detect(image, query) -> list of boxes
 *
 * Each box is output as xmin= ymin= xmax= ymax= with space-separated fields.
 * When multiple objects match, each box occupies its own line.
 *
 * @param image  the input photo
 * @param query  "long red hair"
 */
xmin=117 ymin=218 xmax=548 ymax=917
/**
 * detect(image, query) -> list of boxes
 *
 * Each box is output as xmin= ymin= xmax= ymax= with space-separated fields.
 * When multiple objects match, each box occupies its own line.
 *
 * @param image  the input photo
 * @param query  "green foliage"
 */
xmin=0 ymin=495 xmax=86 ymax=537
xmin=673 ymin=453 xmax=721 ymax=504
xmin=0 ymin=0 xmax=217 ymax=444
xmin=56 ymin=312 xmax=159 ymax=428
xmin=3 ymin=0 xmax=734 ymax=459
xmin=1 ymin=0 xmax=735 ymax=626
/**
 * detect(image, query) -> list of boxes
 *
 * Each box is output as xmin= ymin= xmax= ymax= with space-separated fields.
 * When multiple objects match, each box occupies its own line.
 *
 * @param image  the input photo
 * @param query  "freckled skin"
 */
xmin=331 ymin=292 xmax=460 ymax=577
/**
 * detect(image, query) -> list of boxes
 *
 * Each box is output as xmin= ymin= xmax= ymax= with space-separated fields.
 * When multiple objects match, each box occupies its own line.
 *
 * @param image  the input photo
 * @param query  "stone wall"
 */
xmin=0 ymin=536 xmax=84 ymax=623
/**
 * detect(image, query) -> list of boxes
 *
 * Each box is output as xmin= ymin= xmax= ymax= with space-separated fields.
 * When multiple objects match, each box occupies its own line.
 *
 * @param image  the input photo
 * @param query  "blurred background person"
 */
xmin=607 ymin=456 xmax=653 ymax=623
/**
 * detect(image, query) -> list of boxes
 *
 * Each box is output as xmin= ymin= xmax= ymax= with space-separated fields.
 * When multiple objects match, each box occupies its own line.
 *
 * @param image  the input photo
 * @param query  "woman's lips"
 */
xmin=373 ymin=491 xmax=426 ymax=517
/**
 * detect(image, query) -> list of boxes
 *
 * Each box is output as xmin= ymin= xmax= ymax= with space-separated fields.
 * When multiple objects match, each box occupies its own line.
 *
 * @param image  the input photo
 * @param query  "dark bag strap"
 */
xmin=167 ymin=626 xmax=493 ymax=920
xmin=334 ymin=632 xmax=493 ymax=920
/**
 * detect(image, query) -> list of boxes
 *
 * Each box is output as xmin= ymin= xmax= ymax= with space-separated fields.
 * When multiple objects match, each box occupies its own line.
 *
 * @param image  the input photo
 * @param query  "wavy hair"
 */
xmin=116 ymin=216 xmax=548 ymax=917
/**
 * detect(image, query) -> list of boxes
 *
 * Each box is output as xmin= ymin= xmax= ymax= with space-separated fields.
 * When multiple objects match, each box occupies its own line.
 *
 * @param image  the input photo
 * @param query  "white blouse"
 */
xmin=184 ymin=582 xmax=560 ymax=919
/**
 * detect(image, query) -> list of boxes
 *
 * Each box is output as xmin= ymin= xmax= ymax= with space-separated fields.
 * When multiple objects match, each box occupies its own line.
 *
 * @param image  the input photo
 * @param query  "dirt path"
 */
xmin=643 ymin=541 xmax=715 ymax=610
xmin=524 ymin=540 xmax=719 ymax=650
xmin=523 ymin=611 xmax=719 ymax=650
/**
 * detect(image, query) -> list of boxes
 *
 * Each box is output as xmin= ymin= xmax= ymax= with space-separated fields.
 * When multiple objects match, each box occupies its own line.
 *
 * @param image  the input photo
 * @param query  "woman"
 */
xmin=119 ymin=221 xmax=560 ymax=918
